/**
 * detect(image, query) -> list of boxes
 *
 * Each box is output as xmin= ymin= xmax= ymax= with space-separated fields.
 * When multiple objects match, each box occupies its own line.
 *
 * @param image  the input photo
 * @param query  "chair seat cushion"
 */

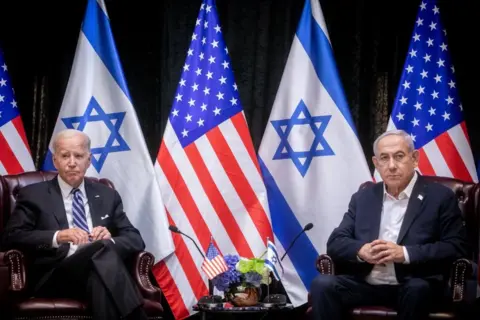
xmin=13 ymin=298 xmax=88 ymax=317
xmin=12 ymin=298 xmax=163 ymax=318
xmin=143 ymin=298 xmax=164 ymax=316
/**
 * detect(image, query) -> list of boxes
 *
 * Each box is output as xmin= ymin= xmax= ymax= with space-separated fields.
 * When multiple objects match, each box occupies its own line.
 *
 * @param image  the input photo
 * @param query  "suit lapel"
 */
xmin=369 ymin=183 xmax=384 ymax=241
xmin=48 ymin=177 xmax=69 ymax=229
xmin=397 ymin=176 xmax=427 ymax=243
xmin=85 ymin=180 xmax=103 ymax=227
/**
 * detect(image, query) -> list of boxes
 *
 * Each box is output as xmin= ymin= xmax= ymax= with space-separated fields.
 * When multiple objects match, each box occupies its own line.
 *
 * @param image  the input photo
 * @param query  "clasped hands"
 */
xmin=57 ymin=226 xmax=111 ymax=245
xmin=358 ymin=239 xmax=405 ymax=265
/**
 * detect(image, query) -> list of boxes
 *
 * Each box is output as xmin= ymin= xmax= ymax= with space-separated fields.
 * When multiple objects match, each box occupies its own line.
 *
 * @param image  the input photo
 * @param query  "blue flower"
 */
xmin=211 ymin=254 xmax=241 ymax=291
xmin=244 ymin=271 xmax=262 ymax=287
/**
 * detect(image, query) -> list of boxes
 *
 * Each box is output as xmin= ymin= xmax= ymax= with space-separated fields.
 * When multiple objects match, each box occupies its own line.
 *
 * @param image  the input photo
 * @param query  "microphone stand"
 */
xmin=263 ymin=224 xmax=313 ymax=307
xmin=168 ymin=226 xmax=222 ymax=307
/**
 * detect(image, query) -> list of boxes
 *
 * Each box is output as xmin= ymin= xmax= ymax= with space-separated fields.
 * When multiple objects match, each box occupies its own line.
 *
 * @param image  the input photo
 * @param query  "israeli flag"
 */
xmin=258 ymin=0 xmax=372 ymax=306
xmin=42 ymin=0 xmax=174 ymax=262
xmin=265 ymin=239 xmax=284 ymax=281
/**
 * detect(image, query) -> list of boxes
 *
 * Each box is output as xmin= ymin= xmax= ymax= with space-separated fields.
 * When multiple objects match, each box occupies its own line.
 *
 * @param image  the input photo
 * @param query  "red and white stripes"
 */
xmin=153 ymin=111 xmax=272 ymax=319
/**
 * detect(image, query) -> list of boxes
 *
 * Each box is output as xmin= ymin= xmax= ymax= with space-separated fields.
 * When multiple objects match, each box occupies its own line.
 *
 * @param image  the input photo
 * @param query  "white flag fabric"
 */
xmin=41 ymin=0 xmax=174 ymax=262
xmin=258 ymin=0 xmax=372 ymax=307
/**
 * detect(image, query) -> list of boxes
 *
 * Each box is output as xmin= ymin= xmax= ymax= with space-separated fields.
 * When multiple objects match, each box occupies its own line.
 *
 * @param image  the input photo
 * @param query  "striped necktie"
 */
xmin=72 ymin=188 xmax=89 ymax=233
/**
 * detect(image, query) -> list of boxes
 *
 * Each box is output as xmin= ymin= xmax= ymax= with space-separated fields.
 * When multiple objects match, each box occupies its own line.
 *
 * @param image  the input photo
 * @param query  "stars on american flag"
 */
xmin=169 ymin=3 xmax=243 ymax=147
xmin=391 ymin=1 xmax=463 ymax=148
xmin=0 ymin=58 xmax=19 ymax=126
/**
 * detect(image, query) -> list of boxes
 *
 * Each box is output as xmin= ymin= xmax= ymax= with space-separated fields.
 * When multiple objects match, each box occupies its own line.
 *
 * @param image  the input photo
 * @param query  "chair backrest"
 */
xmin=361 ymin=174 xmax=480 ymax=263
xmin=0 ymin=171 xmax=115 ymax=233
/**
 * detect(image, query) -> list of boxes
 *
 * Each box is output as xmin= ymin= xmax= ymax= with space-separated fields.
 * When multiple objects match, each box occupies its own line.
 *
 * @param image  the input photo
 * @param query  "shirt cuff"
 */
xmin=52 ymin=231 xmax=60 ymax=248
xmin=110 ymin=238 xmax=115 ymax=244
xmin=357 ymin=255 xmax=364 ymax=262
xmin=402 ymin=246 xmax=410 ymax=264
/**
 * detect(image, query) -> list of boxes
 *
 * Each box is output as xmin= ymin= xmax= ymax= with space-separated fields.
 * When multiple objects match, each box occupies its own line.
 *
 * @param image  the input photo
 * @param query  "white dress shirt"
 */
xmin=365 ymin=172 xmax=417 ymax=285
xmin=52 ymin=176 xmax=93 ymax=257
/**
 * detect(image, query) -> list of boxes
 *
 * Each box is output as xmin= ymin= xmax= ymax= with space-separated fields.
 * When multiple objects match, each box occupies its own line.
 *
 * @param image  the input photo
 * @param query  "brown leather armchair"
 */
xmin=306 ymin=175 xmax=479 ymax=319
xmin=0 ymin=171 xmax=165 ymax=320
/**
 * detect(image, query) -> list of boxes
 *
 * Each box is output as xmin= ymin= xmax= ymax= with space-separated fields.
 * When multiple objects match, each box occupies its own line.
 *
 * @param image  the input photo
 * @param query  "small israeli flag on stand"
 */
xmin=265 ymin=238 xmax=284 ymax=281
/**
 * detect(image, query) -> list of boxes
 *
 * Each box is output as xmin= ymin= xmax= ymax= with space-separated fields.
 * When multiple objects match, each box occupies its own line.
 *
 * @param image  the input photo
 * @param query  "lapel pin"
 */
xmin=95 ymin=195 xmax=100 ymax=198
xmin=418 ymin=194 xmax=423 ymax=201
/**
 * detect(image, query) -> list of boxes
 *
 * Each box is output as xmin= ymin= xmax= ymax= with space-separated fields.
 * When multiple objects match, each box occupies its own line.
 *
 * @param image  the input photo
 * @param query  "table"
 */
xmin=193 ymin=302 xmax=294 ymax=319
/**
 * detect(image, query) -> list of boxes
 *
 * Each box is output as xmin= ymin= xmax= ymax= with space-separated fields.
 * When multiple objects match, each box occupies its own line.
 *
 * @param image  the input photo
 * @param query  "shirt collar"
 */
xmin=57 ymin=175 xmax=86 ymax=200
xmin=383 ymin=171 xmax=418 ymax=200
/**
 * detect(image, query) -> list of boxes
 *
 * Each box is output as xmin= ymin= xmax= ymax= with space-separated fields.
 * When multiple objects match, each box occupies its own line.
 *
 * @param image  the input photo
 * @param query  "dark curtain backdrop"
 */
xmin=0 ymin=0 xmax=478 ymax=172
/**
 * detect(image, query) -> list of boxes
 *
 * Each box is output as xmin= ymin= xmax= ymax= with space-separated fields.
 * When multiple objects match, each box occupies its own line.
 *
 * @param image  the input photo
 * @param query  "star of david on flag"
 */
xmin=271 ymin=100 xmax=333 ymax=177
xmin=42 ymin=0 xmax=173 ymax=265
xmin=61 ymin=97 xmax=130 ymax=172
xmin=375 ymin=0 xmax=478 ymax=183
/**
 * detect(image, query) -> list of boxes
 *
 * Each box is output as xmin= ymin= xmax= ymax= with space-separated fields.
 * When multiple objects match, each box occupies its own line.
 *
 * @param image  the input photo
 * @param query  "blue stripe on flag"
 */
xmin=81 ymin=0 xmax=131 ymax=100
xmin=259 ymin=157 xmax=318 ymax=289
xmin=295 ymin=0 xmax=356 ymax=136
xmin=42 ymin=150 xmax=56 ymax=171
xmin=265 ymin=260 xmax=281 ymax=280
xmin=268 ymin=242 xmax=280 ymax=259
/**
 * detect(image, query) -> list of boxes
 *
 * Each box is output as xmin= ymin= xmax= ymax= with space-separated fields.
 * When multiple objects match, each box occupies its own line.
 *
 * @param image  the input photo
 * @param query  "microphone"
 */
xmin=168 ymin=225 xmax=222 ymax=306
xmin=169 ymin=225 xmax=205 ymax=259
xmin=280 ymin=223 xmax=314 ymax=261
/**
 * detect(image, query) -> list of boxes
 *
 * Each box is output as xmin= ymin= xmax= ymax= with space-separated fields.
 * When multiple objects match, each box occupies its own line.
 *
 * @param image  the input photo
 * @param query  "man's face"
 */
xmin=373 ymin=135 xmax=419 ymax=191
xmin=52 ymin=134 xmax=91 ymax=188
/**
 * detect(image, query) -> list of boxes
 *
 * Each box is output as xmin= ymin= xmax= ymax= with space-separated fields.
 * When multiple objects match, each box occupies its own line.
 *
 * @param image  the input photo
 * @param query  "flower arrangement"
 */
xmin=211 ymin=254 xmax=271 ymax=292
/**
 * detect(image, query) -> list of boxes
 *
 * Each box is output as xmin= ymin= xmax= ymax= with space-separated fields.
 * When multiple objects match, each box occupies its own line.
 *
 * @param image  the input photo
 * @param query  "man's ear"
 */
xmin=52 ymin=153 xmax=59 ymax=170
xmin=412 ymin=150 xmax=420 ymax=167
xmin=372 ymin=156 xmax=379 ymax=170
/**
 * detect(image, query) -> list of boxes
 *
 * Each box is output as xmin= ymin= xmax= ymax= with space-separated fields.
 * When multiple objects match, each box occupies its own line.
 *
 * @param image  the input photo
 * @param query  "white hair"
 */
xmin=373 ymin=129 xmax=414 ymax=156
xmin=52 ymin=129 xmax=91 ymax=153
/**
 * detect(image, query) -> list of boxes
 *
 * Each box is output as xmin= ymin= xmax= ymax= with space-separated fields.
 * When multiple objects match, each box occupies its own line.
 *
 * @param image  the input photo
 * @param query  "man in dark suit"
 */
xmin=310 ymin=129 xmax=469 ymax=320
xmin=1 ymin=129 xmax=148 ymax=320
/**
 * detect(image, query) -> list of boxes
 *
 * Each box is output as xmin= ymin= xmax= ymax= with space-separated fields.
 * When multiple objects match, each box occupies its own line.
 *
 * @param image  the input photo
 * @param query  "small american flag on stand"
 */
xmin=201 ymin=240 xmax=228 ymax=280
xmin=375 ymin=0 xmax=478 ymax=183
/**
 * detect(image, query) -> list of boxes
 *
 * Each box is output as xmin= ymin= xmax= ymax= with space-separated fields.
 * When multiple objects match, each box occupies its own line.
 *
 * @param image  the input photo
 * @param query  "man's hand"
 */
xmin=57 ymin=228 xmax=90 ymax=245
xmin=357 ymin=242 xmax=379 ymax=264
xmin=370 ymin=240 xmax=405 ymax=264
xmin=90 ymin=226 xmax=111 ymax=241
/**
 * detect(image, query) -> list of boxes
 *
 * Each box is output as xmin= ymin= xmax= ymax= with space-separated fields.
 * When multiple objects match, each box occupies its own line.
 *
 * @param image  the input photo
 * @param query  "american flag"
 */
xmin=152 ymin=0 xmax=273 ymax=318
xmin=0 ymin=48 xmax=35 ymax=175
xmin=201 ymin=241 xmax=228 ymax=280
xmin=377 ymin=0 xmax=478 ymax=183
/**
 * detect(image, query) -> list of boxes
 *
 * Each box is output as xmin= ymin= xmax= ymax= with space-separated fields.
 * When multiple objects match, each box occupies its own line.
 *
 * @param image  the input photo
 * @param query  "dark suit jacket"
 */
xmin=326 ymin=174 xmax=469 ymax=284
xmin=1 ymin=176 xmax=145 ymax=288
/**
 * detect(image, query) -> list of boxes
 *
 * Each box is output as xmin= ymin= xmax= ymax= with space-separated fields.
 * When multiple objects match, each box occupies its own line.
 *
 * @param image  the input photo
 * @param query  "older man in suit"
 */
xmin=310 ymin=129 xmax=469 ymax=320
xmin=1 ymin=129 xmax=148 ymax=320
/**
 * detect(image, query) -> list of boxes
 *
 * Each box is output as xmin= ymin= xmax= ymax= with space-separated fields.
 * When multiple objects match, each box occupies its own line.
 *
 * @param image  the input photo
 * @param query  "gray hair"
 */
xmin=52 ymin=129 xmax=91 ymax=153
xmin=373 ymin=129 xmax=415 ymax=156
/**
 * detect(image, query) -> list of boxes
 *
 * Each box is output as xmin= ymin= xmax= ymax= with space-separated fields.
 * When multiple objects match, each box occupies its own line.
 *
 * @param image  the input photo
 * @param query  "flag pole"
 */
xmin=266 ymin=237 xmax=270 ymax=302
xmin=209 ymin=235 xmax=214 ymax=296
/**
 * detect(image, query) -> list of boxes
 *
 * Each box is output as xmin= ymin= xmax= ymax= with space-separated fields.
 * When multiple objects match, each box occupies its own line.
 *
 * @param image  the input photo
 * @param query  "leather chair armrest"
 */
xmin=0 ymin=250 xmax=26 ymax=310
xmin=315 ymin=254 xmax=335 ymax=275
xmin=0 ymin=250 xmax=26 ymax=292
xmin=449 ymin=258 xmax=473 ymax=302
xmin=131 ymin=251 xmax=162 ymax=302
